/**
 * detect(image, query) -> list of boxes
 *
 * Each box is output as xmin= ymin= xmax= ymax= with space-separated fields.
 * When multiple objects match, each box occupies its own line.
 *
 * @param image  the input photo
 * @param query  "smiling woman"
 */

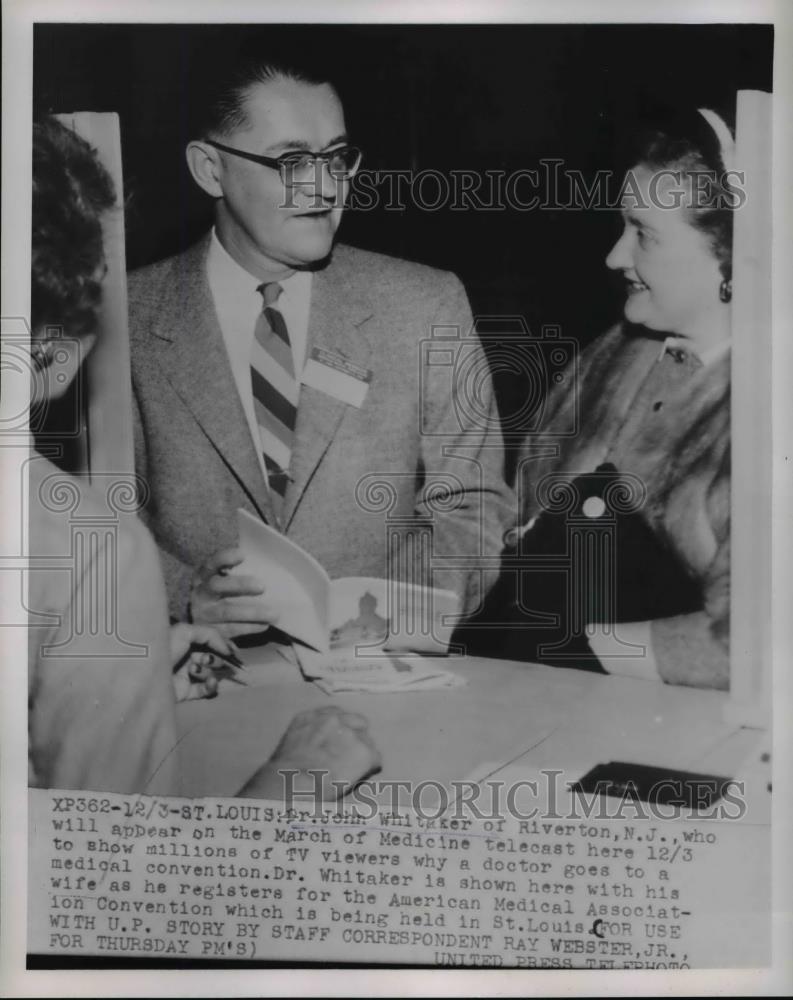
xmin=607 ymin=166 xmax=729 ymax=348
xmin=606 ymin=112 xmax=734 ymax=353
xmin=463 ymin=105 xmax=736 ymax=689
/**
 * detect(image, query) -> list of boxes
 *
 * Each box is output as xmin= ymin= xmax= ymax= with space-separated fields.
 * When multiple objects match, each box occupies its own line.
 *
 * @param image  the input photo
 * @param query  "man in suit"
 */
xmin=129 ymin=50 xmax=513 ymax=636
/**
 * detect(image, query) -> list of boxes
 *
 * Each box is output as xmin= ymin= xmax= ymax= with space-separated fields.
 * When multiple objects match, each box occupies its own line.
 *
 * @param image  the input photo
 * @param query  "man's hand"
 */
xmin=190 ymin=546 xmax=278 ymax=638
xmin=238 ymin=706 xmax=382 ymax=800
xmin=169 ymin=622 xmax=242 ymax=701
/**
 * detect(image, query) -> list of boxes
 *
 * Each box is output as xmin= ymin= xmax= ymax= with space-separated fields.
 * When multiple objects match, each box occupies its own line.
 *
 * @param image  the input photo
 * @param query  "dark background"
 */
xmin=33 ymin=23 xmax=773 ymax=467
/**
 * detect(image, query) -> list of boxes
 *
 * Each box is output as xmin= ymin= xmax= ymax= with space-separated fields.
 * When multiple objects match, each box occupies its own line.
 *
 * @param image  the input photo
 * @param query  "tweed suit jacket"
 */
xmin=516 ymin=323 xmax=730 ymax=689
xmin=128 ymin=236 xmax=514 ymax=620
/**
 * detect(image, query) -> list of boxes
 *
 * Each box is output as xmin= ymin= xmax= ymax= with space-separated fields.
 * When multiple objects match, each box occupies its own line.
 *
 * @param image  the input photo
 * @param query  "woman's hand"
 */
xmin=189 ymin=547 xmax=279 ymax=639
xmin=169 ymin=622 xmax=242 ymax=702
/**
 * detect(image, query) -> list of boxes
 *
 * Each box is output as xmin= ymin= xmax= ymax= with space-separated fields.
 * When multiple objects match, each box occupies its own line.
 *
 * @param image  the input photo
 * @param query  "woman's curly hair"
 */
xmin=32 ymin=117 xmax=117 ymax=339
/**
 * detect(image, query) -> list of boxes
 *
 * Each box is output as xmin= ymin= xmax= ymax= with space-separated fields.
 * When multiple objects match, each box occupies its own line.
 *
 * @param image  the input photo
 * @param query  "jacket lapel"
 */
xmin=149 ymin=237 xmax=276 ymax=526
xmin=283 ymin=252 xmax=374 ymax=529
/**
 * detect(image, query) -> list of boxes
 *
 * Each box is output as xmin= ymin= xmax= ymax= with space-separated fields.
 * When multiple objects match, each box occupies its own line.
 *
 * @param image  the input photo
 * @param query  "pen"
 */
xmin=195 ymin=645 xmax=247 ymax=671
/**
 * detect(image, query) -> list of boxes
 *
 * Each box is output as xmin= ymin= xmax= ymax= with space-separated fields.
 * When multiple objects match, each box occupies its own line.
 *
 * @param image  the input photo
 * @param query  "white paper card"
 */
xmin=301 ymin=346 xmax=372 ymax=407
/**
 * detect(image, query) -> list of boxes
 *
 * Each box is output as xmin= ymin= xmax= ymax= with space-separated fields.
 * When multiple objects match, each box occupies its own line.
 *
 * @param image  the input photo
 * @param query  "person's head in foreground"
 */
xmin=31 ymin=116 xmax=116 ymax=400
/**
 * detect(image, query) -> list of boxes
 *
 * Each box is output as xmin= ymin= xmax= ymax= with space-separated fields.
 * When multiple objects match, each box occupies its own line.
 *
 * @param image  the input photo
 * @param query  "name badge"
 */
xmin=301 ymin=347 xmax=372 ymax=408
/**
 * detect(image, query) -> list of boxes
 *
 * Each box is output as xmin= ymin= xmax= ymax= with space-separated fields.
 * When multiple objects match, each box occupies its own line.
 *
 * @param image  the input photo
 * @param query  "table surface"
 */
xmin=176 ymin=648 xmax=766 ymax=805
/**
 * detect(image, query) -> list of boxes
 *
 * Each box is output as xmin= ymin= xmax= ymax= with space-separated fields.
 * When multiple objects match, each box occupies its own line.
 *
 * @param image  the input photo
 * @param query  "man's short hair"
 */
xmin=196 ymin=40 xmax=339 ymax=139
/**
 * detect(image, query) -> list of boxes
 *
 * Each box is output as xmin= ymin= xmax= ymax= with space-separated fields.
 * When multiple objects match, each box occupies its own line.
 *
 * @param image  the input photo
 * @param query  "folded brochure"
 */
xmin=234 ymin=510 xmax=465 ymax=691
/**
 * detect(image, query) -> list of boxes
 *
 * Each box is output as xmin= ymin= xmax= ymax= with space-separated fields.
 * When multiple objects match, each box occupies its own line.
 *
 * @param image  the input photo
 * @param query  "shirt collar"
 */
xmin=659 ymin=334 xmax=731 ymax=368
xmin=208 ymin=228 xmax=307 ymax=305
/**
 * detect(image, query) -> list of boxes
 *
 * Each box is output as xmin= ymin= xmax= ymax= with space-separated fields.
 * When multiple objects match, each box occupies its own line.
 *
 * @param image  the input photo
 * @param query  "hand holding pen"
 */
xmin=169 ymin=623 xmax=247 ymax=702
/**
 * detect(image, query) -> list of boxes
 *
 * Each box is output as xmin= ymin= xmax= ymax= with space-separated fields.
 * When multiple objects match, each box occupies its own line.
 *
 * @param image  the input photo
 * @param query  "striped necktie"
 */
xmin=251 ymin=282 xmax=298 ymax=517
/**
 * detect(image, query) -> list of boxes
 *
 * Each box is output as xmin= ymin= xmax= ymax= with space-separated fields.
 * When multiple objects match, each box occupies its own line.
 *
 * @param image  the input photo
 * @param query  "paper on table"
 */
xmin=308 ymin=652 xmax=467 ymax=694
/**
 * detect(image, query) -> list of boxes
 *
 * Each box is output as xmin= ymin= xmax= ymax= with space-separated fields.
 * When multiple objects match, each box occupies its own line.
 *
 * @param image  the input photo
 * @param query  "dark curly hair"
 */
xmin=32 ymin=117 xmax=116 ymax=339
xmin=629 ymin=108 xmax=735 ymax=282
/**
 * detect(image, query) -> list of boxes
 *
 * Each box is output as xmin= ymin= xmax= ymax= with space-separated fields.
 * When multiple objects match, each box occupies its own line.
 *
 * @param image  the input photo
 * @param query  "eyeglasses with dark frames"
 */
xmin=204 ymin=139 xmax=363 ymax=185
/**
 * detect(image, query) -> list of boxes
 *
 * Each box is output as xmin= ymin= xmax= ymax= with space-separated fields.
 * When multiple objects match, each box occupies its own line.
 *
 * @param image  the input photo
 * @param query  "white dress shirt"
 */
xmin=206 ymin=228 xmax=312 ymax=483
